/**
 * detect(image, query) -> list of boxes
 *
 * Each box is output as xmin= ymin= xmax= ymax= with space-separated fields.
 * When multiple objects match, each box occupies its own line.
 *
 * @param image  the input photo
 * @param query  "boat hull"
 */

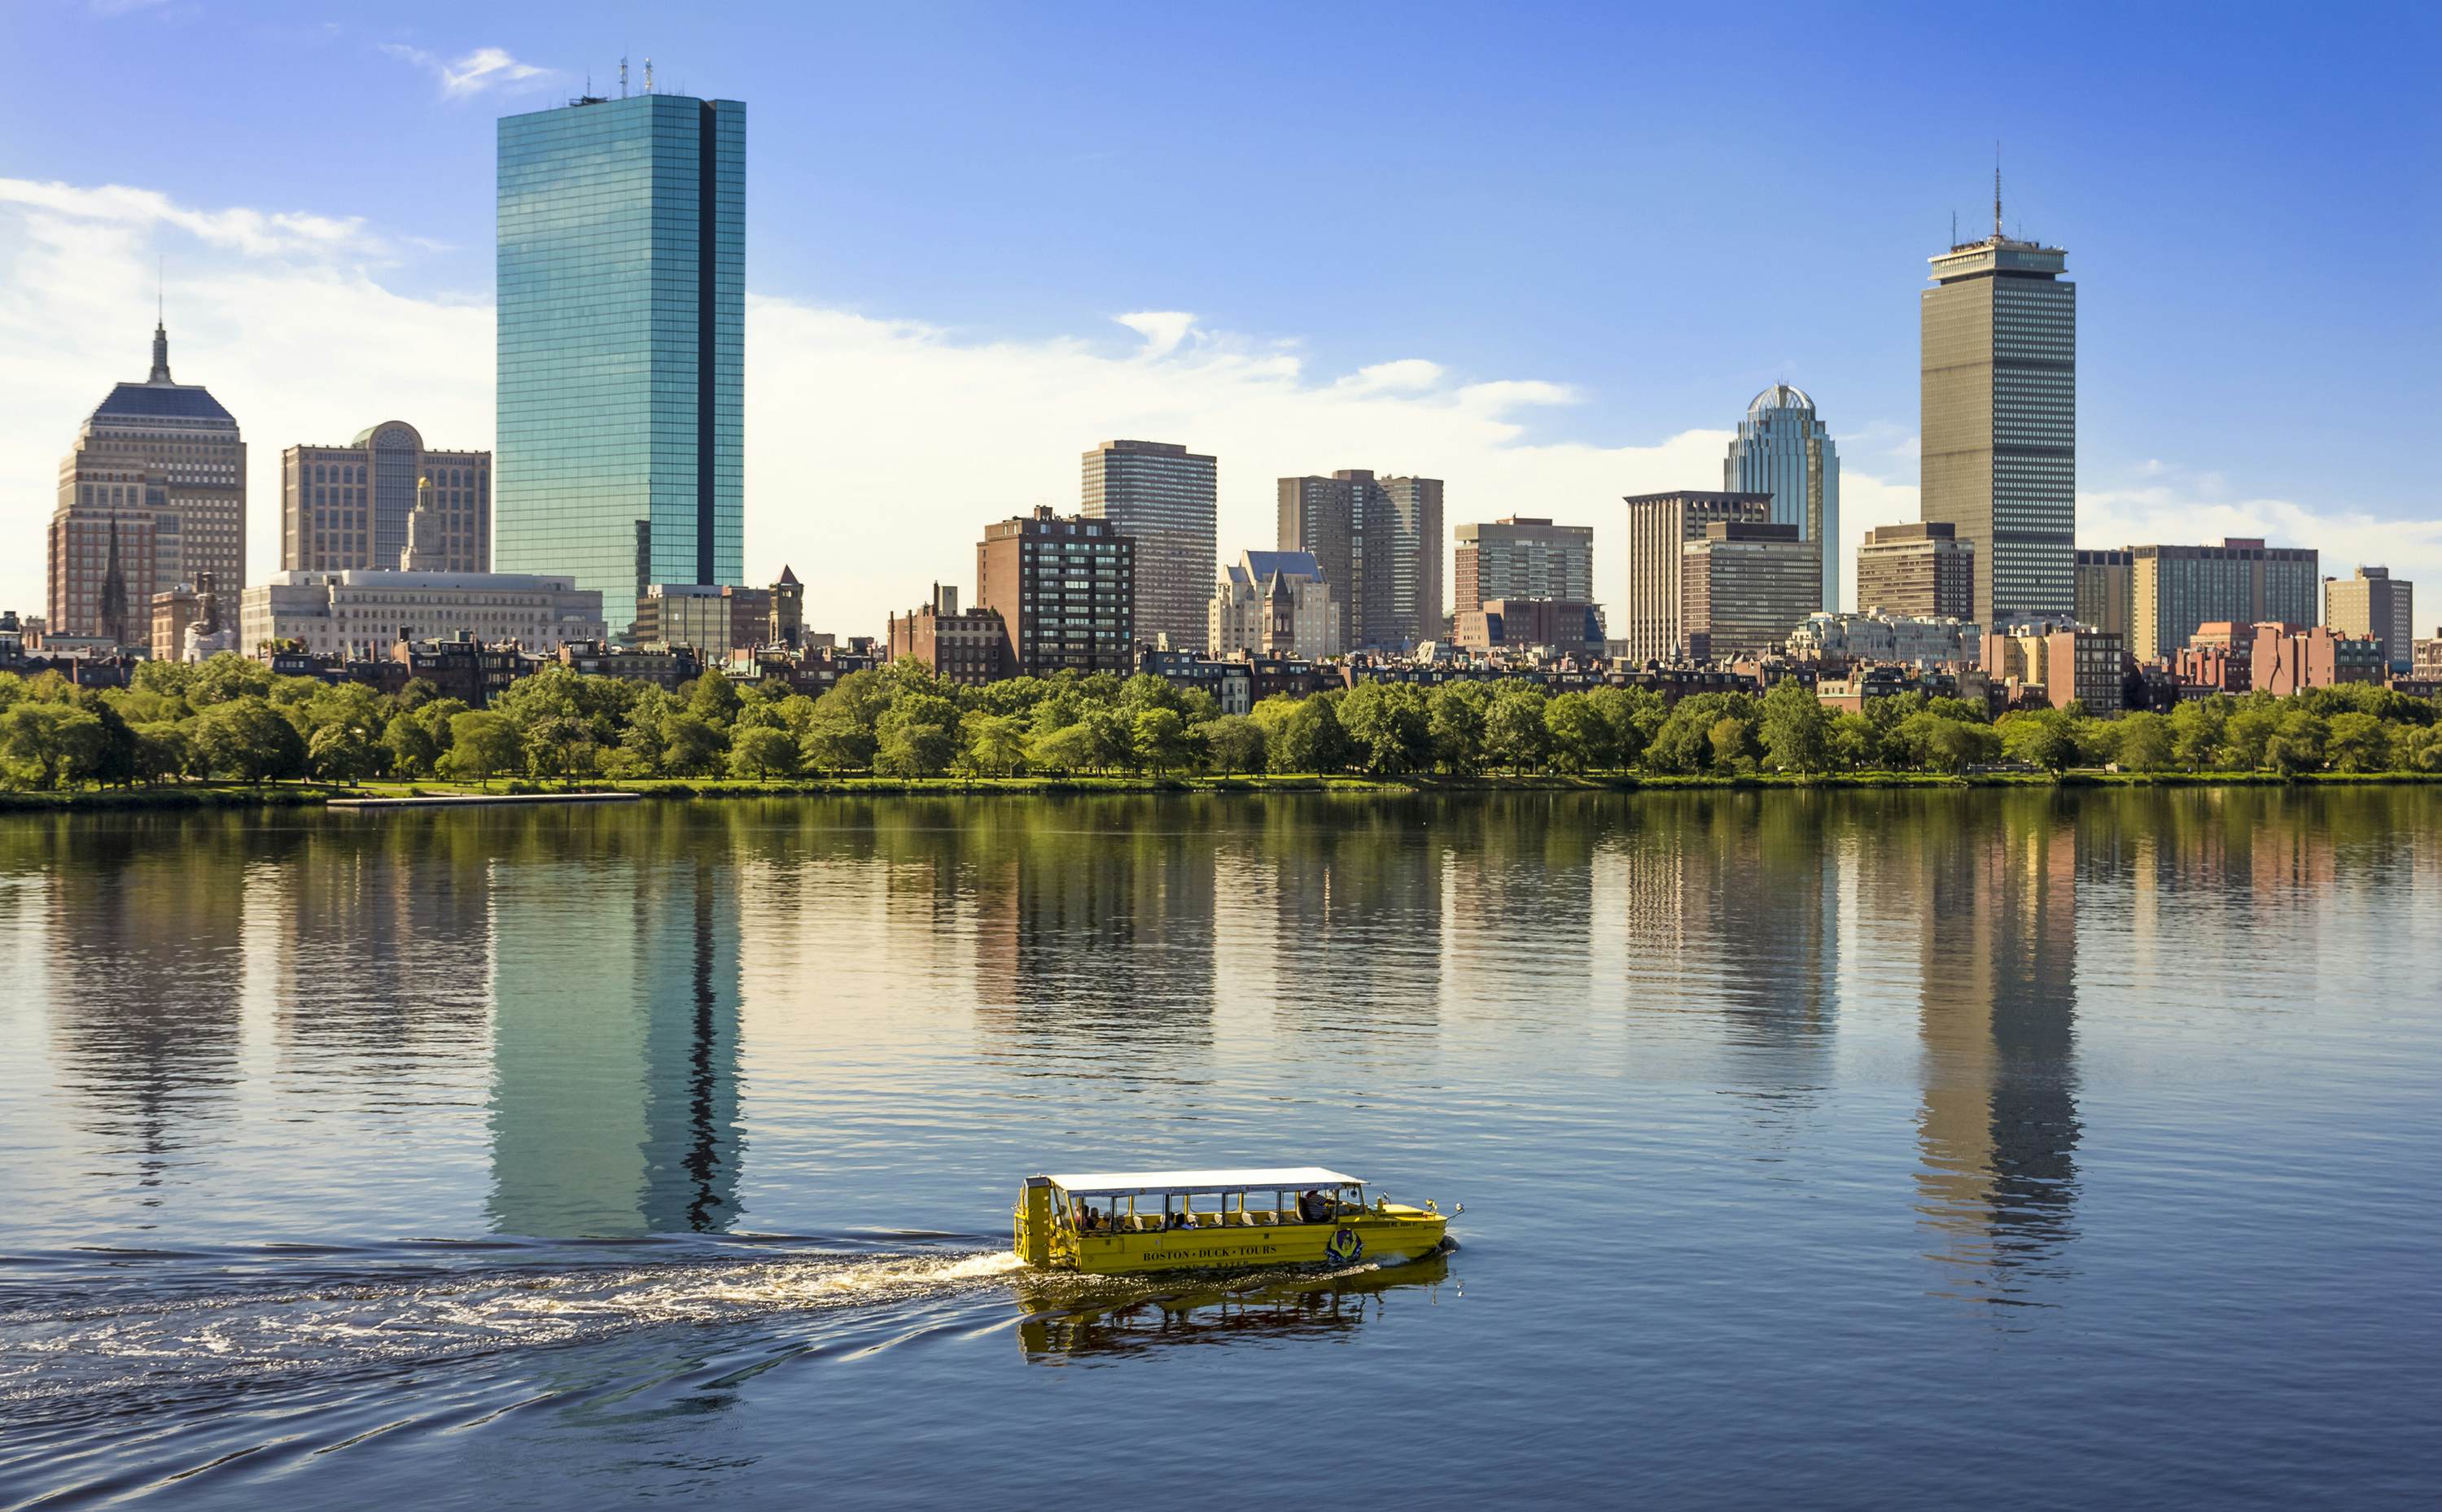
xmin=1045 ymin=1213 xmax=1447 ymax=1276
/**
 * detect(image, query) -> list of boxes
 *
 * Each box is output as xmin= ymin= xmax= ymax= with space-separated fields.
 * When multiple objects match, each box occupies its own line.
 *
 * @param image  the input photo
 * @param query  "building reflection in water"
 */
xmin=488 ymin=822 xmax=743 ymax=1238
xmin=1911 ymin=799 xmax=2082 ymax=1297
xmin=29 ymin=817 xmax=265 ymax=1198
xmin=1016 ymin=1253 xmax=1451 ymax=1361
xmin=971 ymin=800 xmax=1217 ymax=1064
xmin=1263 ymin=800 xmax=1443 ymax=1046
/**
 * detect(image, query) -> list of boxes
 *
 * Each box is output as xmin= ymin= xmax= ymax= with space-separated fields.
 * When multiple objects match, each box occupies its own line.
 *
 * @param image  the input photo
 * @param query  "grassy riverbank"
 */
xmin=8 ymin=767 xmax=2441 ymax=811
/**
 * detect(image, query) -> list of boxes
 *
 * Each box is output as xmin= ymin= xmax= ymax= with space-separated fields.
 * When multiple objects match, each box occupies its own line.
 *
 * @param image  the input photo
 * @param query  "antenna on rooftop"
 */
xmin=644 ymin=56 xmax=654 ymax=94
xmin=1993 ymin=140 xmax=2003 ymax=240
xmin=1950 ymin=209 xmax=1957 ymax=247
xmin=620 ymin=56 xmax=628 ymax=98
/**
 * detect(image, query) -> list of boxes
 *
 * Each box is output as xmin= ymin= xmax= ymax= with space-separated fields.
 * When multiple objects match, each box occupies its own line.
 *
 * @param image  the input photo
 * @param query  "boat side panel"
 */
xmin=1066 ymin=1217 xmax=1445 ymax=1275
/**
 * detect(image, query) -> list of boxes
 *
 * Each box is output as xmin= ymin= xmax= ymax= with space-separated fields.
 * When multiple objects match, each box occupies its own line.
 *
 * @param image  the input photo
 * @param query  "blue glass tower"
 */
xmin=497 ymin=92 xmax=745 ymax=630
xmin=1723 ymin=384 xmax=1840 ymax=611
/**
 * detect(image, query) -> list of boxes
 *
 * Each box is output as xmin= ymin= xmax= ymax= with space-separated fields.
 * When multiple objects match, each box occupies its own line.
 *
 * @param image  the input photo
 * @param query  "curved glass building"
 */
xmin=1723 ymin=384 xmax=1839 ymax=611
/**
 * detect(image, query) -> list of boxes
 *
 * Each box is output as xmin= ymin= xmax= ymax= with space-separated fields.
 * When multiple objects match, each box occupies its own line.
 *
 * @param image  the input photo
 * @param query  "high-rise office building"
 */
xmin=2073 ymin=548 xmax=2133 ymax=647
xmin=1276 ymin=469 xmax=1442 ymax=651
xmin=1081 ymin=439 xmax=1214 ymax=652
xmin=497 ymin=90 xmax=745 ymax=627
xmin=976 ymin=507 xmax=1136 ymax=677
xmin=1724 ymin=385 xmax=1840 ymax=610
xmin=1454 ymin=516 xmax=1593 ymax=612
xmin=1858 ymin=522 xmax=1975 ymax=620
xmin=48 ymin=319 xmax=245 ymax=640
xmin=283 ymin=422 xmax=489 ymax=574
xmin=1680 ymin=522 xmax=1821 ymax=660
xmin=2127 ymin=538 xmax=2318 ymax=662
xmin=2324 ymin=566 xmax=2415 ymax=672
xmin=1619 ymin=490 xmax=1771 ymax=664
xmin=1921 ymin=190 xmax=2074 ymax=626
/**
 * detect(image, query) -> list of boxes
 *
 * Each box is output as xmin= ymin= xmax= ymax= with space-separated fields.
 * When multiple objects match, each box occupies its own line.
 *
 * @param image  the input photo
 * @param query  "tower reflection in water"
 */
xmin=487 ymin=831 xmax=744 ymax=1239
xmin=1910 ymin=800 xmax=2081 ymax=1297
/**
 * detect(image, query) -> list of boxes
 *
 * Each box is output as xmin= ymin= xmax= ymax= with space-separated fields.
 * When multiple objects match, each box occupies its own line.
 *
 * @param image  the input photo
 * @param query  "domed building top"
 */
xmin=1746 ymin=383 xmax=1816 ymax=417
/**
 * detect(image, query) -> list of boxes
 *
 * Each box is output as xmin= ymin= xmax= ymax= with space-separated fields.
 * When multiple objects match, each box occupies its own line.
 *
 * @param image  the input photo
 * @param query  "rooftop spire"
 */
xmin=148 ymin=295 xmax=173 ymax=385
xmin=1993 ymin=141 xmax=2003 ymax=241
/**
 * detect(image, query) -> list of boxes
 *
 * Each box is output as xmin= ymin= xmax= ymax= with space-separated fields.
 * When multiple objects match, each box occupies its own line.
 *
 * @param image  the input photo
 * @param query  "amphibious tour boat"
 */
xmin=1013 ymin=1166 xmax=1451 ymax=1275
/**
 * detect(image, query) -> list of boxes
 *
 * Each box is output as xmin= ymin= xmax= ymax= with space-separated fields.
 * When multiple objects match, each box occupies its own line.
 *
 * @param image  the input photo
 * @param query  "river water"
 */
xmin=1 ymin=790 xmax=2435 ymax=1508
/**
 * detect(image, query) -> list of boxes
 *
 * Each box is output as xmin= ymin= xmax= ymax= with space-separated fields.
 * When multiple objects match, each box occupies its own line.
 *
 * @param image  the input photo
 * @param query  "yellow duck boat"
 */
xmin=1013 ymin=1166 xmax=1449 ymax=1275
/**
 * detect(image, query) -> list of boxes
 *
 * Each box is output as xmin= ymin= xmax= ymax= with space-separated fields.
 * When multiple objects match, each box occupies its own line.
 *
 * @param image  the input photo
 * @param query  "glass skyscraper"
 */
xmin=1722 ymin=384 xmax=1840 ymax=611
xmin=497 ymin=91 xmax=745 ymax=628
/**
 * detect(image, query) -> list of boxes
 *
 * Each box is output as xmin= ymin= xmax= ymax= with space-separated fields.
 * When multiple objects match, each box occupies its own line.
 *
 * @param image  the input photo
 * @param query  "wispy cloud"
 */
xmin=1114 ymin=311 xmax=1197 ymax=359
xmin=381 ymin=43 xmax=555 ymax=99
xmin=0 ymin=178 xmax=383 ymax=259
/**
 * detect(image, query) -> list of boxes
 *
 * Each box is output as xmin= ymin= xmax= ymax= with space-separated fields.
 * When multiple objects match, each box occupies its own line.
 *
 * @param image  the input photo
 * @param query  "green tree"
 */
xmin=961 ymin=712 xmax=1030 ymax=776
xmin=1829 ymin=710 xmax=1880 ymax=769
xmin=2115 ymin=710 xmax=2173 ymax=772
xmin=0 ymin=702 xmax=102 ymax=789
xmin=1197 ymin=714 xmax=1266 ymax=775
xmin=874 ymin=694 xmax=958 ymax=777
xmin=440 ymin=711 xmax=520 ymax=788
xmin=1543 ymin=691 xmax=1613 ymax=772
xmin=1027 ymin=719 xmax=1101 ymax=774
xmin=2326 ymin=711 xmax=2391 ymax=772
xmin=1707 ymin=715 xmax=1756 ymax=772
xmin=2265 ymin=710 xmax=2329 ymax=774
xmin=189 ymin=653 xmax=274 ymax=707
xmin=192 ymin=697 xmax=309 ymax=784
xmin=1483 ymin=684 xmax=1551 ymax=771
xmin=1338 ymin=683 xmax=1432 ymax=774
xmin=685 ymin=673 xmax=744 ymax=728
xmin=2000 ymin=710 xmax=2079 ymax=774
xmin=1253 ymin=694 xmax=1349 ymax=774
xmin=657 ymin=713 xmax=727 ymax=776
xmin=2168 ymin=697 xmax=2230 ymax=770
xmin=1757 ymin=678 xmax=1832 ymax=775
xmin=130 ymin=722 xmax=191 ymax=784
xmin=1132 ymin=706 xmax=1197 ymax=774
xmin=800 ymin=708 xmax=877 ymax=773
xmin=1426 ymin=683 xmax=1490 ymax=774
xmin=727 ymin=724 xmax=799 ymax=780
xmin=1590 ymin=685 xmax=1663 ymax=769
xmin=383 ymin=714 xmax=441 ymax=778
xmin=522 ymin=714 xmax=596 ymax=782
xmin=308 ymin=723 xmax=378 ymax=785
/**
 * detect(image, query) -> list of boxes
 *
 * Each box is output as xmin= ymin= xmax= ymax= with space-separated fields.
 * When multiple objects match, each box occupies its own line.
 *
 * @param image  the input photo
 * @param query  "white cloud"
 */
xmin=381 ymin=43 xmax=555 ymax=99
xmin=1113 ymin=310 xmax=1197 ymax=358
xmin=3 ymin=180 xmax=2429 ymax=644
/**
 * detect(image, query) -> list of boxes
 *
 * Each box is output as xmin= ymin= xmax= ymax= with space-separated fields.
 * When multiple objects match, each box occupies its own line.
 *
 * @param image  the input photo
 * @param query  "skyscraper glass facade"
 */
xmin=497 ymin=93 xmax=744 ymax=627
xmin=1723 ymin=384 xmax=1840 ymax=611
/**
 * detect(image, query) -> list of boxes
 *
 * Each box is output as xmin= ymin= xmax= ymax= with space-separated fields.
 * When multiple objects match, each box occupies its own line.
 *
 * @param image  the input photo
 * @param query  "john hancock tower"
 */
xmin=497 ymin=86 xmax=745 ymax=633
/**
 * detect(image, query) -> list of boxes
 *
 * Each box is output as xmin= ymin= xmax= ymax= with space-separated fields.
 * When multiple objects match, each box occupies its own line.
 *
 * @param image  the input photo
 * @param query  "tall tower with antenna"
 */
xmin=1919 ymin=167 xmax=2075 ymax=626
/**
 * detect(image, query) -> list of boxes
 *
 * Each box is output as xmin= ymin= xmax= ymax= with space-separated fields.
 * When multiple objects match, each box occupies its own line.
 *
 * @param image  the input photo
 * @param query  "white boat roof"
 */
xmin=1044 ymin=1167 xmax=1360 ymax=1196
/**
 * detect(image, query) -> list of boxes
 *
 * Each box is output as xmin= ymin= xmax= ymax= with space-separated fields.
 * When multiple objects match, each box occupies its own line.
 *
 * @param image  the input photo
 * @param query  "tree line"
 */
xmin=1 ymin=653 xmax=2437 ymax=792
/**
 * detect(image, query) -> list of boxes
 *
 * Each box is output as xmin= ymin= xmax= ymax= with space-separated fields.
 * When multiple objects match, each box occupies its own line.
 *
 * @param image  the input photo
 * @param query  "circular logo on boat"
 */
xmin=1325 ymin=1227 xmax=1363 ymax=1265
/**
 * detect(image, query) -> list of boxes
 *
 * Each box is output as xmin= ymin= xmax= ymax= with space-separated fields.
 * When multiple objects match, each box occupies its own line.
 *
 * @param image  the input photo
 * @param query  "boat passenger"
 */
xmin=1297 ymin=1189 xmax=1327 ymax=1223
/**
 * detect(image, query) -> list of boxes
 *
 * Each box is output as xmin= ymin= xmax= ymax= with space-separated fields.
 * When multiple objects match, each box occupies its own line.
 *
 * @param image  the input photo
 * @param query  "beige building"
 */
xmin=283 ymin=420 xmax=489 ymax=574
xmin=1208 ymin=549 xmax=1342 ymax=659
xmin=48 ymin=319 xmax=245 ymax=640
xmin=2324 ymin=566 xmax=2415 ymax=672
xmin=242 ymin=483 xmax=602 ymax=656
xmin=1083 ymin=439 xmax=1214 ymax=652
xmin=2073 ymin=548 xmax=2133 ymax=647
xmin=1620 ymin=491 xmax=1770 ymax=663
xmin=1679 ymin=521 xmax=1821 ymax=660
xmin=1277 ymin=470 xmax=1443 ymax=651
xmin=1921 ymin=216 xmax=2075 ymax=626
xmin=2128 ymin=539 xmax=2318 ymax=662
xmin=1858 ymin=522 xmax=1975 ymax=619
xmin=1454 ymin=517 xmax=1593 ymax=612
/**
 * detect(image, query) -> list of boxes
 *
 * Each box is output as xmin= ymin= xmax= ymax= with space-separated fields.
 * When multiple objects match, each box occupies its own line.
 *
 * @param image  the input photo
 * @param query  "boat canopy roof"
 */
xmin=1044 ymin=1167 xmax=1359 ymax=1197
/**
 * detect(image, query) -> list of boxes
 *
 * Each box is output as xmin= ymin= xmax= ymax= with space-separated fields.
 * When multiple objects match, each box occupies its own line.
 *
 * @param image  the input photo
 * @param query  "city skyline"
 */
xmin=0 ymin=4 xmax=2434 ymax=640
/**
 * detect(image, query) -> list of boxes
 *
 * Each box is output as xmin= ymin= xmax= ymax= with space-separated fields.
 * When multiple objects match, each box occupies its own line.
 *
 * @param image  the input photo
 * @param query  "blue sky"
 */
xmin=3 ymin=0 xmax=2437 ymax=627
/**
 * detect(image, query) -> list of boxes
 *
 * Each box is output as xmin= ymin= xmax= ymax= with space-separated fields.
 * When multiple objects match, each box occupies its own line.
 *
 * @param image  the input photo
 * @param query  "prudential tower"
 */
xmin=1920 ymin=178 xmax=2074 ymax=627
